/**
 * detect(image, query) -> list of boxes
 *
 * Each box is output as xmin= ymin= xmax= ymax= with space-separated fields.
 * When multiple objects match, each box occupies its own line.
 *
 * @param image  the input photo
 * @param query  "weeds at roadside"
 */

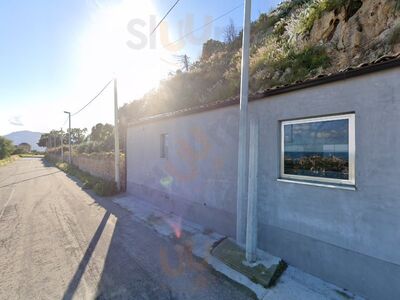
xmin=0 ymin=155 xmax=18 ymax=167
xmin=51 ymin=159 xmax=117 ymax=197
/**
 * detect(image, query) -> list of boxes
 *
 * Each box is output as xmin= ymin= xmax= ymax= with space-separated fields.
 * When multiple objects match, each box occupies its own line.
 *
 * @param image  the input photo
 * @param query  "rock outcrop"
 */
xmin=308 ymin=0 xmax=400 ymax=69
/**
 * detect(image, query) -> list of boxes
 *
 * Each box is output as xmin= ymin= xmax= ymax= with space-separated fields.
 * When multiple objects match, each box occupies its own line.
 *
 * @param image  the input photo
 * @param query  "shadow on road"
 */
xmin=57 ymin=174 xmax=173 ymax=299
xmin=0 ymin=171 xmax=61 ymax=189
xmin=49 ymin=160 xmax=251 ymax=300
xmin=62 ymin=211 xmax=111 ymax=300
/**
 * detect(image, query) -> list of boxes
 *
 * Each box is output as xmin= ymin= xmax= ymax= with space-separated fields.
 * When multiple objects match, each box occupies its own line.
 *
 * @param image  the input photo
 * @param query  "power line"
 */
xmin=71 ymin=79 xmax=113 ymax=117
xmin=165 ymin=3 xmax=244 ymax=48
xmin=151 ymin=0 xmax=181 ymax=35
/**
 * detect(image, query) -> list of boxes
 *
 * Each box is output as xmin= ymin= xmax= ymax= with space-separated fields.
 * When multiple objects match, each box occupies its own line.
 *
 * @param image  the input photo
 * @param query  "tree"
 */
xmin=89 ymin=123 xmax=114 ymax=142
xmin=37 ymin=133 xmax=50 ymax=148
xmin=201 ymin=39 xmax=225 ymax=60
xmin=67 ymin=128 xmax=87 ymax=145
xmin=17 ymin=143 xmax=31 ymax=153
xmin=224 ymin=19 xmax=237 ymax=44
xmin=0 ymin=136 xmax=15 ymax=159
xmin=38 ymin=130 xmax=67 ymax=148
xmin=38 ymin=128 xmax=86 ymax=148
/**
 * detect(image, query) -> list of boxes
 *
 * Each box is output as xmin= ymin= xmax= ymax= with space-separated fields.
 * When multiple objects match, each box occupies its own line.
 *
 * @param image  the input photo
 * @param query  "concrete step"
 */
xmin=211 ymin=238 xmax=287 ymax=288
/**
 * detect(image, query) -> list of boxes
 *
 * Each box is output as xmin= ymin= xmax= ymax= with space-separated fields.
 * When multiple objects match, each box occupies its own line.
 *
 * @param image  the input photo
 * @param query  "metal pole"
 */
xmin=246 ymin=117 xmax=259 ymax=263
xmin=64 ymin=111 xmax=72 ymax=164
xmin=60 ymin=128 xmax=64 ymax=162
xmin=68 ymin=114 xmax=72 ymax=164
xmin=237 ymin=0 xmax=252 ymax=245
xmin=114 ymin=78 xmax=121 ymax=192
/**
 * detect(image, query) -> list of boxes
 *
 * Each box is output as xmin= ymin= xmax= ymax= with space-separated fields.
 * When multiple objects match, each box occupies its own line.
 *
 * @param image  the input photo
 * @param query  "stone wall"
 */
xmin=48 ymin=151 xmax=126 ymax=191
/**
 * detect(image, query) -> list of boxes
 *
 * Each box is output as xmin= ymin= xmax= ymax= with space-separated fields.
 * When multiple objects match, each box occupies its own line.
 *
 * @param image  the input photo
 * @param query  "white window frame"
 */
xmin=280 ymin=113 xmax=355 ymax=186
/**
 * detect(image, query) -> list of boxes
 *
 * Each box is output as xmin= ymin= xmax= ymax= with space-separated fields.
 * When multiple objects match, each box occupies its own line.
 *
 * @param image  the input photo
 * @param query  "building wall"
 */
xmin=127 ymin=107 xmax=239 ymax=236
xmin=126 ymin=67 xmax=400 ymax=299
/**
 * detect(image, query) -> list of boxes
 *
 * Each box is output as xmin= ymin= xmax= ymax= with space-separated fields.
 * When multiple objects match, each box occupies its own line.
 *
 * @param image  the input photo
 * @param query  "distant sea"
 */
xmin=284 ymin=151 xmax=348 ymax=161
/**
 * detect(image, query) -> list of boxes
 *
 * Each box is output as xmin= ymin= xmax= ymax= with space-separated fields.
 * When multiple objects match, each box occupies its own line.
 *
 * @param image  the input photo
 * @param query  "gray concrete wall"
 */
xmin=126 ymin=67 xmax=400 ymax=299
xmin=127 ymin=106 xmax=239 ymax=236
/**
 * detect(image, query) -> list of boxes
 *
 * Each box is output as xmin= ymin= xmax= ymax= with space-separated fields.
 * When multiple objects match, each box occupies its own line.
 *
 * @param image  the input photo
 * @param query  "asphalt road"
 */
xmin=0 ymin=158 xmax=254 ymax=300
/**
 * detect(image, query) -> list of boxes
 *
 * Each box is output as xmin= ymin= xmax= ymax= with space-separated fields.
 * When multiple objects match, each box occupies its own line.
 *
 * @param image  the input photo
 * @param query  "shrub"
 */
xmin=0 ymin=155 xmax=17 ymax=166
xmin=0 ymin=137 xmax=15 ymax=160
xmin=279 ymin=0 xmax=314 ymax=19
xmin=273 ymin=45 xmax=331 ymax=83
xmin=75 ymin=135 xmax=115 ymax=154
xmin=201 ymin=39 xmax=226 ymax=61
xmin=94 ymin=180 xmax=117 ymax=197
xmin=297 ymin=0 xmax=347 ymax=34
xmin=55 ymin=161 xmax=118 ymax=196
xmin=389 ymin=24 xmax=400 ymax=46
xmin=258 ymin=0 xmax=314 ymax=36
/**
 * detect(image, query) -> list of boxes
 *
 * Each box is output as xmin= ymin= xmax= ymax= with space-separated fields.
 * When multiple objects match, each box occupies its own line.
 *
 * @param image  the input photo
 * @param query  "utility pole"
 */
xmin=114 ymin=78 xmax=121 ymax=192
xmin=182 ymin=54 xmax=189 ymax=72
xmin=246 ymin=117 xmax=259 ymax=263
xmin=60 ymin=128 xmax=64 ymax=162
xmin=237 ymin=0 xmax=252 ymax=245
xmin=64 ymin=111 xmax=72 ymax=164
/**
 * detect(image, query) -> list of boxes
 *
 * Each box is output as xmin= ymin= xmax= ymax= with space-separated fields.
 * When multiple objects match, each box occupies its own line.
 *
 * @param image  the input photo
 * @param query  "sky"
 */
xmin=0 ymin=0 xmax=281 ymax=135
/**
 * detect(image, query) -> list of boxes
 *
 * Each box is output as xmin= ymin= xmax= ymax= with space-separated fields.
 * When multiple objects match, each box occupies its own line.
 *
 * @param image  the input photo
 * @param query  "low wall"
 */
xmin=48 ymin=151 xmax=126 ymax=190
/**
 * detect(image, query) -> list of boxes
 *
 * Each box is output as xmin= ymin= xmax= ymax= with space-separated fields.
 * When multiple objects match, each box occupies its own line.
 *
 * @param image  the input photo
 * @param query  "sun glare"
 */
xmin=64 ymin=0 xmax=180 ymax=130
xmin=77 ymin=0 xmax=175 ymax=102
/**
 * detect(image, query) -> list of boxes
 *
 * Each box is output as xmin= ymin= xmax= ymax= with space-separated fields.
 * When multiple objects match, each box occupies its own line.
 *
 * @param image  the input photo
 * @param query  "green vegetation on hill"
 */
xmin=119 ymin=0 xmax=399 ymax=126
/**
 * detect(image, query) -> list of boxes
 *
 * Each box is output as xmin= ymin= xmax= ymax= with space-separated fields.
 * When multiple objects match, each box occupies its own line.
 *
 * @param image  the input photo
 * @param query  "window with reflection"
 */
xmin=281 ymin=114 xmax=355 ymax=185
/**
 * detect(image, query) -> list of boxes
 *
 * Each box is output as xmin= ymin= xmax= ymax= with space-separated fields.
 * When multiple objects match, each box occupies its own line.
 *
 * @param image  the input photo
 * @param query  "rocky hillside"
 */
xmin=281 ymin=0 xmax=400 ymax=72
xmin=120 ymin=0 xmax=400 ymax=124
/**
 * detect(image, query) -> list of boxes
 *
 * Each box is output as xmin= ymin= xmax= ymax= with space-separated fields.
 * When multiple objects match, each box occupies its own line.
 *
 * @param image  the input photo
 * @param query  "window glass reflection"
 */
xmin=284 ymin=119 xmax=349 ymax=180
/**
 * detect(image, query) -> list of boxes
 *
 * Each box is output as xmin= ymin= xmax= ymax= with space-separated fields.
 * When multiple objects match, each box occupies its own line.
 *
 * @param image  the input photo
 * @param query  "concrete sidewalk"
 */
xmin=114 ymin=194 xmax=364 ymax=300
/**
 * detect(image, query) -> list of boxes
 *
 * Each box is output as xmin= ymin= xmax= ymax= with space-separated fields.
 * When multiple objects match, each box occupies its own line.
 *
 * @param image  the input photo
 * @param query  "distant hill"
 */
xmin=4 ymin=131 xmax=44 ymax=151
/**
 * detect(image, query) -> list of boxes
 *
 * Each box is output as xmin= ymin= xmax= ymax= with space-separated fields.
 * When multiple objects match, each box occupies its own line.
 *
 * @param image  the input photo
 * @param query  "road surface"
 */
xmin=0 ymin=158 xmax=254 ymax=300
